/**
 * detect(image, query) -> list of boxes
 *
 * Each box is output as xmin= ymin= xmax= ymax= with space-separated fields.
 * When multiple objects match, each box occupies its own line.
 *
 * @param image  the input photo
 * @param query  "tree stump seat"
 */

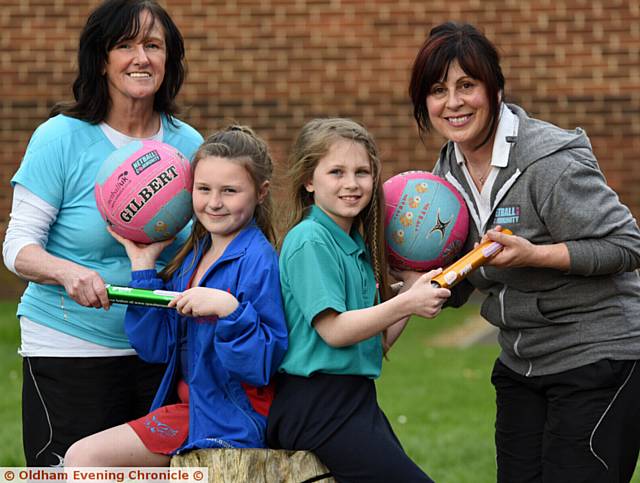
xmin=171 ymin=448 xmax=335 ymax=483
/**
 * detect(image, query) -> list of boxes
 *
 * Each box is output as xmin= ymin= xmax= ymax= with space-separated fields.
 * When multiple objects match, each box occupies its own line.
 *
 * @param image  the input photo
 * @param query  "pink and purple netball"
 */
xmin=383 ymin=171 xmax=469 ymax=271
xmin=95 ymin=140 xmax=192 ymax=243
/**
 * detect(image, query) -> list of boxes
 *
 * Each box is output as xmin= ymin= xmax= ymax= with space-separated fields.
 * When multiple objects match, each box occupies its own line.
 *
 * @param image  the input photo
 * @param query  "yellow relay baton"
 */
xmin=431 ymin=228 xmax=513 ymax=289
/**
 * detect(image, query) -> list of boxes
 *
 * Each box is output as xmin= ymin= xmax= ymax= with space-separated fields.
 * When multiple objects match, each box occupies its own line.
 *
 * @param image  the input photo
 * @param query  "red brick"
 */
xmin=0 ymin=0 xmax=638 ymax=227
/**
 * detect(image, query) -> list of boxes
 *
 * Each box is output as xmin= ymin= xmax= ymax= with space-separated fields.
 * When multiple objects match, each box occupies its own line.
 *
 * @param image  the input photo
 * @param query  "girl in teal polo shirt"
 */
xmin=267 ymin=118 xmax=450 ymax=483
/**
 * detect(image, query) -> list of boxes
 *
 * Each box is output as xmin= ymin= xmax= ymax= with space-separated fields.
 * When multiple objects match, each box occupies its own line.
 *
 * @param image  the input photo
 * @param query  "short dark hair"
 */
xmin=51 ymin=0 xmax=185 ymax=123
xmin=409 ymin=22 xmax=505 ymax=148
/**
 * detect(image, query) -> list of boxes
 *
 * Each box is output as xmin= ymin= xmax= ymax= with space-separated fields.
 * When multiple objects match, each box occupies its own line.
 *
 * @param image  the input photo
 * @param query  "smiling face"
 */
xmin=426 ymin=59 xmax=493 ymax=153
xmin=304 ymin=138 xmax=374 ymax=233
xmin=104 ymin=10 xmax=166 ymax=108
xmin=192 ymin=156 xmax=268 ymax=245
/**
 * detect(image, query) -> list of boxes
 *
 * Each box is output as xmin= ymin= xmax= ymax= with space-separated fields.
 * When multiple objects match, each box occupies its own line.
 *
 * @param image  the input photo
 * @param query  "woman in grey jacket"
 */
xmin=409 ymin=22 xmax=640 ymax=483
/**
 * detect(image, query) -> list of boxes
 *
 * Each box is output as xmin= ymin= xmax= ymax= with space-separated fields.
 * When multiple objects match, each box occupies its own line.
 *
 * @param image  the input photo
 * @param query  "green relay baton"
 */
xmin=106 ymin=284 xmax=180 ymax=308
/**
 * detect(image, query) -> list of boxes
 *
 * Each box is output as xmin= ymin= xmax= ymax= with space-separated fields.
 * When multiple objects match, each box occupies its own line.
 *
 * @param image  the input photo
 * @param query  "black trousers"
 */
xmin=22 ymin=356 xmax=165 ymax=467
xmin=267 ymin=373 xmax=434 ymax=483
xmin=492 ymin=358 xmax=640 ymax=483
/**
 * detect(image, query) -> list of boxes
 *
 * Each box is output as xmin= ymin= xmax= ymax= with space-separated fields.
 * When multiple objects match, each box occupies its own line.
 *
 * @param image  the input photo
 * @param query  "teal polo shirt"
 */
xmin=278 ymin=205 xmax=383 ymax=378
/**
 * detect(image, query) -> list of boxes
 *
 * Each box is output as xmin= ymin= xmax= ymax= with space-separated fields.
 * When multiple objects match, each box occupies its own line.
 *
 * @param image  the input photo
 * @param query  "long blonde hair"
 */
xmin=161 ymin=125 xmax=275 ymax=280
xmin=283 ymin=118 xmax=391 ymax=304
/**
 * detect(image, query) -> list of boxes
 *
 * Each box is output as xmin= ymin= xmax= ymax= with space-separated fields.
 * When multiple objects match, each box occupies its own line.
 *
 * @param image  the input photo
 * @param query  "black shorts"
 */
xmin=267 ymin=372 xmax=434 ymax=483
xmin=22 ymin=356 xmax=165 ymax=467
xmin=492 ymin=358 xmax=640 ymax=483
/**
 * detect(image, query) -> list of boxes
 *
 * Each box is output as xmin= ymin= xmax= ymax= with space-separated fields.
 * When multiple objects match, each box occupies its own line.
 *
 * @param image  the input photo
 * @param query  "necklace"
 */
xmin=468 ymin=162 xmax=493 ymax=186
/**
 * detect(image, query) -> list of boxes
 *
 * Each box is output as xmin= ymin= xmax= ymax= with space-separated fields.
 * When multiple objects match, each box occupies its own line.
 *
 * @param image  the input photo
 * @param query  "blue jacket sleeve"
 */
xmin=124 ymin=269 xmax=178 ymax=363
xmin=213 ymin=250 xmax=288 ymax=387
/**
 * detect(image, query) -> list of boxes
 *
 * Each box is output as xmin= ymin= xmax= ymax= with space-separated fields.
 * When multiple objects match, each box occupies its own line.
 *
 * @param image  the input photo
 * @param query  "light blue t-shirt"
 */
xmin=11 ymin=114 xmax=202 ymax=348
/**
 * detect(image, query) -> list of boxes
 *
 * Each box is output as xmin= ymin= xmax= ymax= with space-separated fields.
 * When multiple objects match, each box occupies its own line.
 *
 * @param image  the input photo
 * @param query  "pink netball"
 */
xmin=383 ymin=171 xmax=469 ymax=271
xmin=95 ymin=140 xmax=193 ymax=243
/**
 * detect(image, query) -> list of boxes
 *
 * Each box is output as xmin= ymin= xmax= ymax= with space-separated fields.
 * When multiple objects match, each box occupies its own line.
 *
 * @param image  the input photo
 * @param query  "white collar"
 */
xmin=454 ymin=103 xmax=518 ymax=168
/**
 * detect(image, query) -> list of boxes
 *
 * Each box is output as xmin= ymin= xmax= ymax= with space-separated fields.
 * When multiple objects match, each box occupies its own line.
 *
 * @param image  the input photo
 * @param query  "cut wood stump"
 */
xmin=170 ymin=448 xmax=335 ymax=483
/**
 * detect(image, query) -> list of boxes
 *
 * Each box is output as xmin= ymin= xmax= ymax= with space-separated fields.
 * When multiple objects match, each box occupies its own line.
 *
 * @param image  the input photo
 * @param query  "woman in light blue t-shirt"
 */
xmin=2 ymin=0 xmax=202 ymax=467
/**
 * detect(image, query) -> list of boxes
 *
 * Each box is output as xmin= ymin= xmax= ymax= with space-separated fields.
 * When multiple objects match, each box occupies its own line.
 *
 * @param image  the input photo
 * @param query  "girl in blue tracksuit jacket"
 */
xmin=64 ymin=126 xmax=288 ymax=466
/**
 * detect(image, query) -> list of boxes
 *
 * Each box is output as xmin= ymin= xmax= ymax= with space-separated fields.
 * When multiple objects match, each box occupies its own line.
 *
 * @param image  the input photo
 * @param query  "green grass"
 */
xmin=0 ymin=300 xmax=637 ymax=479
xmin=0 ymin=301 xmax=24 ymax=466
xmin=377 ymin=307 xmax=498 ymax=482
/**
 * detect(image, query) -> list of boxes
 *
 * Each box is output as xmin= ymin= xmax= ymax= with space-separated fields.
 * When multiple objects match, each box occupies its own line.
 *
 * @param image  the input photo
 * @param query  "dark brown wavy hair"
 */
xmin=50 ymin=0 xmax=185 ymax=123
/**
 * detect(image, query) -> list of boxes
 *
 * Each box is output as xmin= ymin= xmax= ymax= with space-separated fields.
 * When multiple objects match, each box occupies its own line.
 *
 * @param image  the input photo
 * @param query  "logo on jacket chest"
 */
xmin=494 ymin=205 xmax=520 ymax=225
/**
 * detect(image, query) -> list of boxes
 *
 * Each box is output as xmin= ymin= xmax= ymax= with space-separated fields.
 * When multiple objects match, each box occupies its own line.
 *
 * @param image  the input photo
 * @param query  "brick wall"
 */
xmin=1 ymin=0 xmax=639 ymax=293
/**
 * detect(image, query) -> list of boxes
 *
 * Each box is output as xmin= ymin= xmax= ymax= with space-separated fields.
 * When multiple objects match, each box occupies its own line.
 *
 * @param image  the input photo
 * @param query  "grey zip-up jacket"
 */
xmin=434 ymin=103 xmax=640 ymax=377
